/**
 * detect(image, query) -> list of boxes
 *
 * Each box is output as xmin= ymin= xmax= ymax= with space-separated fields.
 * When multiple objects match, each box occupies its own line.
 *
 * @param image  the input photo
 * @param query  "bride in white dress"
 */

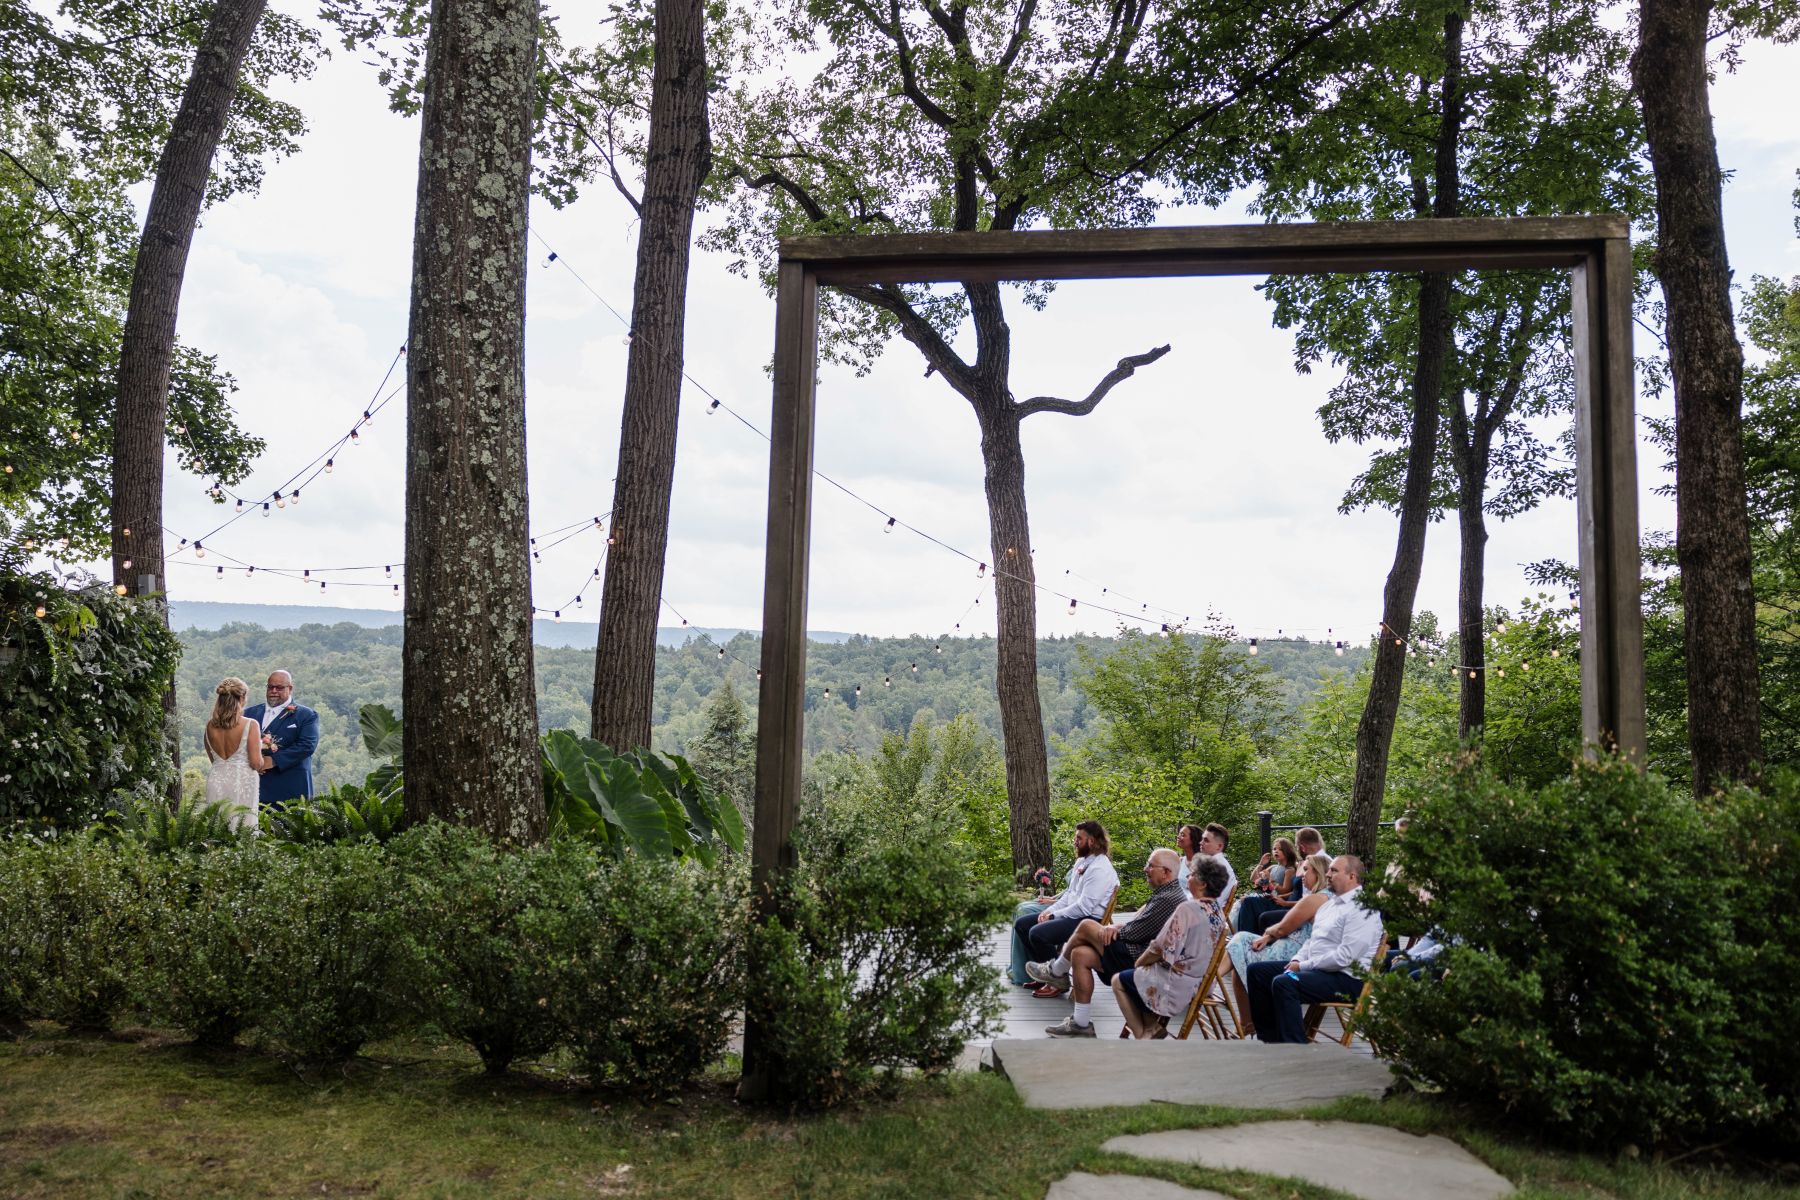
xmin=204 ymin=677 xmax=270 ymax=832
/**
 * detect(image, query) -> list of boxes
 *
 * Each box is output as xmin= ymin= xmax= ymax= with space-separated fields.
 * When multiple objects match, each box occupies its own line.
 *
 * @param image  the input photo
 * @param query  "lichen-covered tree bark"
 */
xmin=589 ymin=0 xmax=711 ymax=753
xmin=109 ymin=0 xmax=269 ymax=794
xmin=401 ymin=0 xmax=545 ymax=840
xmin=1632 ymin=0 xmax=1763 ymax=790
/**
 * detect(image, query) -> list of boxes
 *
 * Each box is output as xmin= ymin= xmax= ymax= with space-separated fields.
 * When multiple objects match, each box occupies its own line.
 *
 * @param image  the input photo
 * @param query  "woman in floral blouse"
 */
xmin=1112 ymin=855 xmax=1230 ymax=1039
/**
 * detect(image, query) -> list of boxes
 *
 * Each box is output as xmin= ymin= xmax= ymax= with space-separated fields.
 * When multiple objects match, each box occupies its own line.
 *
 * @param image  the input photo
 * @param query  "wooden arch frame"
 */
xmin=741 ymin=216 xmax=1643 ymax=1088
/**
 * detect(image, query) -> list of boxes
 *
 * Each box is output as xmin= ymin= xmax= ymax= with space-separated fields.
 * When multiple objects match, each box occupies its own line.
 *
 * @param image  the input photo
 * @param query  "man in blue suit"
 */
xmin=246 ymin=669 xmax=319 ymax=807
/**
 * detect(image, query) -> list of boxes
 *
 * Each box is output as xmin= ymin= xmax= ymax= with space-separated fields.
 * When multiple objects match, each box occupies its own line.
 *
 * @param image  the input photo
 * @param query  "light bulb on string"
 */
xmin=706 ymin=399 xmax=719 ymax=414
xmin=34 ymin=604 xmax=45 ymax=618
xmin=1468 ymin=669 xmax=1477 ymax=679
xmin=121 ymin=559 xmax=131 ymax=570
xmin=275 ymin=492 xmax=286 ymax=510
xmin=909 ymin=663 xmax=917 ymax=672
xmin=1551 ymin=648 xmax=1560 ymax=658
xmin=1498 ymin=668 xmax=1506 ymax=678
xmin=350 ymin=429 xmax=360 ymax=446
xmin=303 ymin=570 xmax=310 ymax=580
xmin=934 ymin=644 xmax=942 ymax=654
xmin=1067 ymin=599 xmax=1077 ymax=615
xmin=884 ymin=517 xmax=896 ymax=533
xmin=236 ymin=499 xmax=244 ymax=513
xmin=977 ymin=562 xmax=987 ymax=578
xmin=195 ymin=542 xmax=205 ymax=559
xmin=325 ymin=458 xmax=334 ymax=473
xmin=1335 ymin=641 xmax=1345 ymax=656
xmin=755 ymin=669 xmax=763 ymax=681
xmin=822 ymin=688 xmax=831 ymax=700
xmin=883 ymin=676 xmax=891 ymax=687
xmin=1248 ymin=638 xmax=1258 ymax=655
xmin=262 ymin=503 xmax=270 ymax=517
xmin=1496 ymin=622 xmax=1507 ymax=634
xmin=718 ymin=647 xmax=725 ymax=659
xmin=392 ymin=583 xmax=400 ymax=595
xmin=554 ymin=611 xmax=561 ymax=623
xmin=245 ymin=567 xmax=254 ymax=578
xmin=1522 ymin=661 xmax=1530 ymax=671
xmin=289 ymin=491 xmax=299 ymax=507
xmin=214 ymin=566 xmax=223 ymax=579
xmin=114 ymin=584 xmax=126 ymax=596
xmin=385 ymin=565 xmax=392 ymax=576
xmin=854 ymin=685 xmax=862 ymax=697
xmin=362 ymin=409 xmax=373 ymax=425
xmin=319 ymin=581 xmax=326 ymax=592
xmin=1160 ymin=624 xmax=1170 ymax=638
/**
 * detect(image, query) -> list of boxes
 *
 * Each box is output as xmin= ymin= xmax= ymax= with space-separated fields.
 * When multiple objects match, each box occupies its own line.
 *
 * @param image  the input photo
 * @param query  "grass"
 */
xmin=0 ymin=1025 xmax=1793 ymax=1199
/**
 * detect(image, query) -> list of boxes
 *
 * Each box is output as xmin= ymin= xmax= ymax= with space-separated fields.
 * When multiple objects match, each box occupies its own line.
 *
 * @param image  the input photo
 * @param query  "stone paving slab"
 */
xmin=1046 ymin=1172 xmax=1236 ymax=1200
xmin=1104 ymin=1120 xmax=1515 ymax=1200
xmin=992 ymin=1039 xmax=1393 ymax=1110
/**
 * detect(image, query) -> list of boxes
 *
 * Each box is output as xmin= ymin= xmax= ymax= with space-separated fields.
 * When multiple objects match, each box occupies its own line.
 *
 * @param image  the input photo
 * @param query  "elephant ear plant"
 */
xmin=539 ymin=729 xmax=744 ymax=861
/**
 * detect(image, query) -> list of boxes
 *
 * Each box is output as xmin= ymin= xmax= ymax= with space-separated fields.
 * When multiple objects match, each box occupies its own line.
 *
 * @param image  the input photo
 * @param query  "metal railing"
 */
xmin=1256 ymin=811 xmax=1405 ymax=855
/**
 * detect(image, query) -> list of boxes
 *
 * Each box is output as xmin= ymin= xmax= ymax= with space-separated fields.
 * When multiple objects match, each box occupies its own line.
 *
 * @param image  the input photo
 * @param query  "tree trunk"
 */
xmin=110 ymin=0 xmax=268 ymax=796
xmin=1347 ymin=8 xmax=1463 ymax=864
xmin=976 ymin=400 xmax=1054 ymax=875
xmin=401 ymin=0 xmax=545 ymax=841
xmin=590 ymin=0 xmax=712 ymax=752
xmin=1633 ymin=0 xmax=1762 ymax=790
xmin=1454 ymin=443 xmax=1487 ymax=739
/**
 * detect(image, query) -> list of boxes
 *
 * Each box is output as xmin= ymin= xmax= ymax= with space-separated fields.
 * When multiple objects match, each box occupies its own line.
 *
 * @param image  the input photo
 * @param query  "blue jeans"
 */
xmin=1113 ymin=967 xmax=1153 ymax=1024
xmin=1008 ymin=900 xmax=1051 ymax=984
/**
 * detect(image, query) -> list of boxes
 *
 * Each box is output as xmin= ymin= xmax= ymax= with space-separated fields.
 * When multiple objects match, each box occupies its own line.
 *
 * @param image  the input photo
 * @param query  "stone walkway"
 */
xmin=1099 ymin=1120 xmax=1516 ymax=1200
xmin=991 ymin=1039 xmax=1393 ymax=1110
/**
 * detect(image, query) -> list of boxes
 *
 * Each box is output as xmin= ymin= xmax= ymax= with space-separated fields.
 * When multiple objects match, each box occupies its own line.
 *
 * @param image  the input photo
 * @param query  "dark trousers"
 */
xmin=1013 ymin=912 xmax=1083 ymax=966
xmin=1245 ymin=961 xmax=1360 ymax=1043
xmin=1235 ymin=895 xmax=1283 ymax=932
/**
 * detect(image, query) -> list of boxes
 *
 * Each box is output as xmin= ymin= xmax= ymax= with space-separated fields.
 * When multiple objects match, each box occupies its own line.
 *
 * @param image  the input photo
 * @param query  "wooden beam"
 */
xmin=742 ymin=259 xmax=818 ymax=1103
xmin=784 ymin=217 xmax=1629 ymax=283
xmin=1572 ymin=237 xmax=1647 ymax=760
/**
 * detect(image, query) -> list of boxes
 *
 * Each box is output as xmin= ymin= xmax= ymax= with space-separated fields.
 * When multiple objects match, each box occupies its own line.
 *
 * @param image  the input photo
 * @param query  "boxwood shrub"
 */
xmin=1363 ymin=756 xmax=1799 ymax=1149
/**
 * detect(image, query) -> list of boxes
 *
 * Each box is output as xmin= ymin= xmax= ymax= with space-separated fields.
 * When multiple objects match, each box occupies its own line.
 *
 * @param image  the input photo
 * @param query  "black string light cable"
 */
xmin=526 ymin=229 xmax=1216 ymax=638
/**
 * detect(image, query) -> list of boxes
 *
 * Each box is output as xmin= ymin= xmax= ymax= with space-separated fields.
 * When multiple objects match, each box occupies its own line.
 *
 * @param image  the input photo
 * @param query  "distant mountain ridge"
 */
xmin=168 ymin=600 xmax=853 ymax=649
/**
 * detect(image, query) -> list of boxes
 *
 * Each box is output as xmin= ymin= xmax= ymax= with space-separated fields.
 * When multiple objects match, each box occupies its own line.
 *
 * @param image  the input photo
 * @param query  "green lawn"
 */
xmin=0 ymin=1026 xmax=1789 ymax=1199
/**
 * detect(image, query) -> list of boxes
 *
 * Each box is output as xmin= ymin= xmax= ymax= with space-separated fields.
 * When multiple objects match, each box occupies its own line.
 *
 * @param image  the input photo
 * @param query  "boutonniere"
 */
xmin=1075 ymin=862 xmax=1087 ymax=876
xmin=282 ymin=704 xmax=296 ymax=715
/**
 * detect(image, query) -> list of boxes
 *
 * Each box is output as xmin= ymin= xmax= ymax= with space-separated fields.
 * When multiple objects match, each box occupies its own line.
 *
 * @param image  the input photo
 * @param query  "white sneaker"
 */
xmin=1045 ymin=1015 xmax=1096 ymax=1038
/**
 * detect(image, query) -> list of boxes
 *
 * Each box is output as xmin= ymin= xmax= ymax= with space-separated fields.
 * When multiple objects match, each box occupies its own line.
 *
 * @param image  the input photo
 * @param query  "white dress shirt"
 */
xmin=1293 ymin=885 xmax=1384 ymax=973
xmin=1177 ymin=852 xmax=1238 ymax=904
xmin=1044 ymin=854 xmax=1120 ymax=920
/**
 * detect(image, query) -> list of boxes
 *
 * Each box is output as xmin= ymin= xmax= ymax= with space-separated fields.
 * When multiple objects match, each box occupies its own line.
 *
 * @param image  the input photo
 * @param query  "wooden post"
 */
xmin=741 ymin=259 xmax=818 ymax=1102
xmin=1572 ymin=236 xmax=1647 ymax=760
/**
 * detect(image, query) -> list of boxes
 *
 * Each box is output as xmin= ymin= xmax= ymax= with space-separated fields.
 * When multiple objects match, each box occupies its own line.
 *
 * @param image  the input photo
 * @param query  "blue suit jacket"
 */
xmin=246 ymin=701 xmax=319 ymax=805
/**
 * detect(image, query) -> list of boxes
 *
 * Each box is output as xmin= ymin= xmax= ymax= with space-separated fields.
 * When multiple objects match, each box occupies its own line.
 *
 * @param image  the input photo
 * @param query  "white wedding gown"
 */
xmin=204 ymin=722 xmax=261 ymax=833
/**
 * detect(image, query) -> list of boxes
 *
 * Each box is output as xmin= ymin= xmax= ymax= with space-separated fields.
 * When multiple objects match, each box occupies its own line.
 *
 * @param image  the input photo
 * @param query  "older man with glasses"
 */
xmin=1244 ymin=854 xmax=1384 ymax=1043
xmin=1031 ymin=847 xmax=1187 ymax=1038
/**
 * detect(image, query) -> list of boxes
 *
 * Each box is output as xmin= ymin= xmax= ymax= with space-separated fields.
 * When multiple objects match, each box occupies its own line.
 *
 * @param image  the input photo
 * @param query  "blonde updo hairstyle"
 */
xmin=211 ymin=677 xmax=249 ymax=730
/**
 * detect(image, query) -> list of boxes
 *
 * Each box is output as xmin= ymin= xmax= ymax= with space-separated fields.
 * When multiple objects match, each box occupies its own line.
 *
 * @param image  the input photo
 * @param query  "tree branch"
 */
xmin=1014 ymin=343 xmax=1172 ymax=418
xmin=840 ymin=282 xmax=978 ymax=396
xmin=0 ymin=149 xmax=92 ymax=257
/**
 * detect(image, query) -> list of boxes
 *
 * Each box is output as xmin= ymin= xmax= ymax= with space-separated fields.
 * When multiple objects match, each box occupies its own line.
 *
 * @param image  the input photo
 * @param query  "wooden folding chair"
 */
xmin=1174 ymin=933 xmax=1241 ymax=1040
xmin=1302 ymin=976 xmax=1373 ymax=1046
xmin=1100 ymin=886 xmax=1120 ymax=926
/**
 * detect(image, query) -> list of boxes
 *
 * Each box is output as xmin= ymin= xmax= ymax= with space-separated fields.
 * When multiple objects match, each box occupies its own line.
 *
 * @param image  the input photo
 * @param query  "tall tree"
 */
xmin=1 ymin=1 xmax=311 ymax=560
xmin=1343 ymin=3 xmax=1462 ymax=863
xmin=586 ymin=0 xmax=713 ymax=753
xmin=1256 ymin=0 xmax=1649 ymax=751
xmin=1629 ymin=0 xmax=1798 ymax=789
xmin=111 ymin=0 xmax=272 ymax=609
xmin=711 ymin=0 xmax=1372 ymax=874
xmin=401 ymin=0 xmax=545 ymax=840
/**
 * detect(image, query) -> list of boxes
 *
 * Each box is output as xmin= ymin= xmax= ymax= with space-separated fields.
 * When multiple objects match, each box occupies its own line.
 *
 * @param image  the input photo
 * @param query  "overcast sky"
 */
xmin=131 ymin=17 xmax=1800 ymax=643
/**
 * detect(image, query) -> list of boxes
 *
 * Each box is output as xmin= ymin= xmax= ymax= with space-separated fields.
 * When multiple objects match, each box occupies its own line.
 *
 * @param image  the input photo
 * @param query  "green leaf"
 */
xmin=588 ymin=757 xmax=673 ymax=859
xmin=358 ymin=703 xmax=404 ymax=759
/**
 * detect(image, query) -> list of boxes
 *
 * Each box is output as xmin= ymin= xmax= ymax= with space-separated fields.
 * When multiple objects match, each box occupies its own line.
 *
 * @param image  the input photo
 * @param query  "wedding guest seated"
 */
xmin=1233 ymin=836 xmax=1299 ymax=928
xmin=1237 ymin=826 xmax=1326 ymax=933
xmin=1028 ymin=848 xmax=1186 ymax=1034
xmin=1013 ymin=821 xmax=1118 ymax=982
xmin=1244 ymin=854 xmax=1383 ymax=1043
xmin=1223 ymin=852 xmax=1332 ymax=1037
xmin=1106 ymin=857 xmax=1231 ymax=1040
xmin=1177 ymin=821 xmax=1237 ymax=905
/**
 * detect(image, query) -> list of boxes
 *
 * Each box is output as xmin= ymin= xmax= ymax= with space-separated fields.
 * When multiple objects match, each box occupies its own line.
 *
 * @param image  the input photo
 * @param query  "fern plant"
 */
xmin=265 ymin=784 xmax=406 ymax=846
xmin=104 ymin=794 xmax=248 ymax=854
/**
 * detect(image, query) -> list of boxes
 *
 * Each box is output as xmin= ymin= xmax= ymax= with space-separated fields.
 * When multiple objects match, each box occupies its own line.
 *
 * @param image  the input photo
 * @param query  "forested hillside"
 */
xmin=173 ymin=621 xmax=1368 ymax=789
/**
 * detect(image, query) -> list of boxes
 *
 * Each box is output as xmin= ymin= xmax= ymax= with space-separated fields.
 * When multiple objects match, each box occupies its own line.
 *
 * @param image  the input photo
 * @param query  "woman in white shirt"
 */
xmin=1018 ymin=820 xmax=1119 ymax=976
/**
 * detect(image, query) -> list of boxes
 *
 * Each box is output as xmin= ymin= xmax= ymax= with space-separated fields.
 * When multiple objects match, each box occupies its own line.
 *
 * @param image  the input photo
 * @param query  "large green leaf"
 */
xmin=358 ymin=702 xmax=404 ymax=759
xmin=671 ymin=753 xmax=745 ymax=853
xmin=637 ymin=756 xmax=706 ymax=865
xmin=587 ymin=756 xmax=674 ymax=859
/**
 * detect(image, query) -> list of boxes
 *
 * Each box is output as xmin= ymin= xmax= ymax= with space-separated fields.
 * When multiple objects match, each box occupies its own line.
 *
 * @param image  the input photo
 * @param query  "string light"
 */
xmin=274 ymin=492 xmax=286 ymax=510
xmin=1248 ymin=637 xmax=1258 ymax=655
xmin=194 ymin=542 xmax=205 ymax=559
xmin=977 ymin=562 xmax=987 ymax=578
xmin=1335 ymin=641 xmax=1345 ymax=656
xmin=885 ymin=517 xmax=896 ymax=533
xmin=349 ymin=429 xmax=360 ymax=445
xmin=114 ymin=584 xmax=126 ymax=595
xmin=325 ymin=458 xmax=334 ymax=473
xmin=33 ymin=604 xmax=45 ymax=618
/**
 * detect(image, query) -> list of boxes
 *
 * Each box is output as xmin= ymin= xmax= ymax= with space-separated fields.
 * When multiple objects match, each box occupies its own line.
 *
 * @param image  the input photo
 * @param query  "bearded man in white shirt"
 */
xmin=1014 ymin=820 xmax=1119 ymax=977
xmin=1244 ymin=854 xmax=1384 ymax=1043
